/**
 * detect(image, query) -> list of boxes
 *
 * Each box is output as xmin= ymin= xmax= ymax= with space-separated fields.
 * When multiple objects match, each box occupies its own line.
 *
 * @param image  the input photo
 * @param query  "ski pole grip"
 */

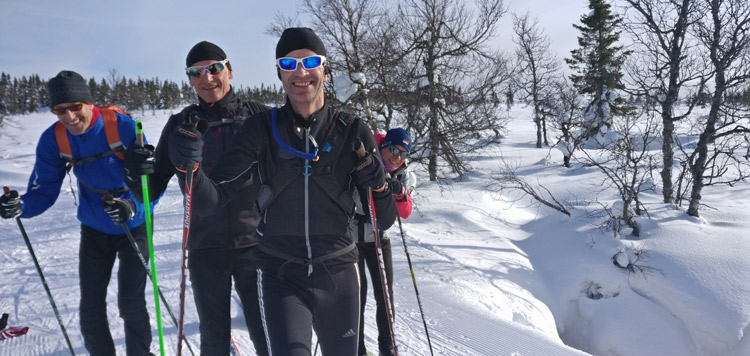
xmin=354 ymin=139 xmax=366 ymax=159
xmin=136 ymin=121 xmax=145 ymax=147
xmin=187 ymin=111 xmax=200 ymax=127
xmin=186 ymin=111 xmax=208 ymax=134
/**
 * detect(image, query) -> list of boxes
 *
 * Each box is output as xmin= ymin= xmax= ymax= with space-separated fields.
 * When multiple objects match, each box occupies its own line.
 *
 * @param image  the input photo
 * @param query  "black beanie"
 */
xmin=48 ymin=70 xmax=93 ymax=107
xmin=275 ymin=27 xmax=327 ymax=58
xmin=186 ymin=41 xmax=227 ymax=67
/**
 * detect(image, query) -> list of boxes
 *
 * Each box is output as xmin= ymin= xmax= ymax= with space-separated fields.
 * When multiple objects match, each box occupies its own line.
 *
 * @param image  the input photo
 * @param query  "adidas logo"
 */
xmin=342 ymin=329 xmax=356 ymax=338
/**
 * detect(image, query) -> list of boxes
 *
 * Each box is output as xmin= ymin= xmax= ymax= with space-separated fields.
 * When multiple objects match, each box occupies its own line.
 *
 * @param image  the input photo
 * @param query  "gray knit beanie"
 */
xmin=48 ymin=70 xmax=93 ymax=107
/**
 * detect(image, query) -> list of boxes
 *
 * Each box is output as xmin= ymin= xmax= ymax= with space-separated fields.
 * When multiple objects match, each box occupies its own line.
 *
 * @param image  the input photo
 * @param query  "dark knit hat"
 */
xmin=186 ymin=41 xmax=227 ymax=67
xmin=48 ymin=70 xmax=93 ymax=107
xmin=275 ymin=27 xmax=327 ymax=58
xmin=382 ymin=128 xmax=412 ymax=152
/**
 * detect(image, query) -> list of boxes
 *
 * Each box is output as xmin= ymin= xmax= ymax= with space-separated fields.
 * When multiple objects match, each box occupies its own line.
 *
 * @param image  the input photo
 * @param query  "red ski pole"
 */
xmin=355 ymin=143 xmax=399 ymax=355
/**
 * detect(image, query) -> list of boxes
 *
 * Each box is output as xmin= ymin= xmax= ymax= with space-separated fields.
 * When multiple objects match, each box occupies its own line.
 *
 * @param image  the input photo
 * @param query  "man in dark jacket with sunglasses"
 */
xmin=123 ymin=41 xmax=269 ymax=355
xmin=167 ymin=28 xmax=398 ymax=356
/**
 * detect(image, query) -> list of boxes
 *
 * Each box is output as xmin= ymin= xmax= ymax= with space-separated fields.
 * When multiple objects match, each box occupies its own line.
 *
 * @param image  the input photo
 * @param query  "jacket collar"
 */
xmin=197 ymin=87 xmax=239 ymax=120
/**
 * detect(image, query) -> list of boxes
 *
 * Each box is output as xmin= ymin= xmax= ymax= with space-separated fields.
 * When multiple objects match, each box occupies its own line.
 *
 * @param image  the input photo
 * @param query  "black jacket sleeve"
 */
xmin=354 ymin=121 xmax=398 ymax=231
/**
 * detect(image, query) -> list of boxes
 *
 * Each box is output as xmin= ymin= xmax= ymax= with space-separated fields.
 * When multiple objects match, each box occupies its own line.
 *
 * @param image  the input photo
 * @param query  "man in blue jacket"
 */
xmin=0 ymin=70 xmax=156 ymax=355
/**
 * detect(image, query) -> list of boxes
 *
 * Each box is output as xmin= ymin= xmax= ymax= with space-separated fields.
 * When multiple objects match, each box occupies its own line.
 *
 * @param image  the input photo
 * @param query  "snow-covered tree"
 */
xmin=566 ymin=0 xmax=630 ymax=141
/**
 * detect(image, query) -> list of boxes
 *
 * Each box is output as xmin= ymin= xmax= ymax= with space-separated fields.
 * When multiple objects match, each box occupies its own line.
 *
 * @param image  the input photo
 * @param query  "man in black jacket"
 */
xmin=168 ymin=28 xmax=398 ymax=356
xmin=123 ymin=41 xmax=268 ymax=355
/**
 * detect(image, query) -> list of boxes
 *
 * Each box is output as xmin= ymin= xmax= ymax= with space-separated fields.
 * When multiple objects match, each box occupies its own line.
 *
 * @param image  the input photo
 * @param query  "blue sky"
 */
xmin=0 ymin=0 xmax=588 ymax=89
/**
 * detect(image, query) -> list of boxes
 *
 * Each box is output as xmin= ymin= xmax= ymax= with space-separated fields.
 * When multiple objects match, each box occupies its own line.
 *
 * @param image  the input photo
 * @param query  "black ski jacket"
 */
xmin=186 ymin=102 xmax=398 ymax=266
xmin=129 ymin=88 xmax=268 ymax=251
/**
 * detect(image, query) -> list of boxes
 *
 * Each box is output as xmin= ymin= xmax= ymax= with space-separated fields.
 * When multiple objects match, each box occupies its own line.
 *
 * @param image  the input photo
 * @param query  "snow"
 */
xmin=1 ymin=105 xmax=748 ymax=356
xmin=333 ymin=72 xmax=367 ymax=103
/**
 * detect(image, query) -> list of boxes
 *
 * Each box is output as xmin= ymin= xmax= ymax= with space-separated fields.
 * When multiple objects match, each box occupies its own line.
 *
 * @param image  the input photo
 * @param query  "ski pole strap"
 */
xmin=258 ymin=243 xmax=356 ymax=279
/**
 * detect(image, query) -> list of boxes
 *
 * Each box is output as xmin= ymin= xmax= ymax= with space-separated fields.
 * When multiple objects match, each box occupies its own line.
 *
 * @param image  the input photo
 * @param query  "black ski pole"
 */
xmin=115 ymin=216 xmax=196 ymax=356
xmin=397 ymin=215 xmax=434 ymax=356
xmin=4 ymin=187 xmax=75 ymax=355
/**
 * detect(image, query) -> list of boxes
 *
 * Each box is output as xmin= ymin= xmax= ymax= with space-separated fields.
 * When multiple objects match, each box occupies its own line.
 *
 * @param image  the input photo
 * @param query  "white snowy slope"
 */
xmin=1 ymin=105 xmax=748 ymax=356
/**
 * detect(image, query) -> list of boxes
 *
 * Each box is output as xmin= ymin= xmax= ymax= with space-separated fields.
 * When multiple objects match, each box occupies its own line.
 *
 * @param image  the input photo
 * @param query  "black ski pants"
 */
xmin=78 ymin=224 xmax=152 ymax=356
xmin=257 ymin=257 xmax=360 ymax=356
xmin=356 ymin=239 xmax=394 ymax=355
xmin=188 ymin=246 xmax=268 ymax=356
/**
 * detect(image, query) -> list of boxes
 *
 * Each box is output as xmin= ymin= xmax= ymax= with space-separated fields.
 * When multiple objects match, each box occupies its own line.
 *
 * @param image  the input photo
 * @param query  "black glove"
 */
xmin=123 ymin=144 xmax=155 ymax=183
xmin=168 ymin=123 xmax=206 ymax=171
xmin=103 ymin=198 xmax=135 ymax=225
xmin=1 ymin=189 xmax=22 ymax=219
xmin=389 ymin=177 xmax=404 ymax=196
xmin=353 ymin=152 xmax=386 ymax=190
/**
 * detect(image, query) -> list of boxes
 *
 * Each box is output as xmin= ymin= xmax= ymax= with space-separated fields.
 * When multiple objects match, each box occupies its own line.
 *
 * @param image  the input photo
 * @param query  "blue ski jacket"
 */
xmin=20 ymin=108 xmax=156 ymax=234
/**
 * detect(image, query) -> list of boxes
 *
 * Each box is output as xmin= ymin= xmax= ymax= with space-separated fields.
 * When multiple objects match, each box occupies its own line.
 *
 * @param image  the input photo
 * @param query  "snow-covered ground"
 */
xmin=0 ymin=105 xmax=748 ymax=355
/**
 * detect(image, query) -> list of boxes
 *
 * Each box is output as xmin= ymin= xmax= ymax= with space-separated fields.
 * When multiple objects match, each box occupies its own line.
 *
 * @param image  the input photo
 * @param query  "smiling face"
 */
xmin=188 ymin=59 xmax=234 ymax=103
xmin=279 ymin=49 xmax=328 ymax=119
xmin=53 ymin=102 xmax=94 ymax=135
xmin=381 ymin=144 xmax=408 ymax=168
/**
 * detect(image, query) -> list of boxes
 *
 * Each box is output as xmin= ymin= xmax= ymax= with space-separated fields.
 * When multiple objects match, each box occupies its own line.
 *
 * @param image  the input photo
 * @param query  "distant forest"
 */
xmin=0 ymin=71 xmax=287 ymax=116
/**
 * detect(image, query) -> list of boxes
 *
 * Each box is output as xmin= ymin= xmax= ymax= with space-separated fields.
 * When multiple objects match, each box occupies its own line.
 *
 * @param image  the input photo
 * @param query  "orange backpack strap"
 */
xmin=99 ymin=108 xmax=125 ymax=160
xmin=97 ymin=105 xmax=128 ymax=116
xmin=54 ymin=122 xmax=73 ymax=163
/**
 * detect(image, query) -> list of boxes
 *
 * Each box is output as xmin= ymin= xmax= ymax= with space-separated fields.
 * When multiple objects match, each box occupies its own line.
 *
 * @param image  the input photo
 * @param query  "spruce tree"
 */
xmin=565 ymin=0 xmax=630 ymax=138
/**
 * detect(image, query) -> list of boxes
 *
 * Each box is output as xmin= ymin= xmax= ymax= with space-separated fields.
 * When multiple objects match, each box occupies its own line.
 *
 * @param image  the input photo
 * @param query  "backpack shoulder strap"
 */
xmin=54 ymin=122 xmax=73 ymax=163
xmin=309 ymin=110 xmax=359 ymax=212
xmin=97 ymin=105 xmax=128 ymax=116
xmin=99 ymin=108 xmax=125 ymax=160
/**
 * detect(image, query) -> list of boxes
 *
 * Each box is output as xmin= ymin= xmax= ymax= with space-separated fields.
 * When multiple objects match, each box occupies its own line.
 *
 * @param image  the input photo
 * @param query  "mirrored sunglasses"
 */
xmin=186 ymin=59 xmax=229 ymax=77
xmin=276 ymin=55 xmax=326 ymax=71
xmin=387 ymin=145 xmax=409 ymax=159
xmin=51 ymin=102 xmax=85 ymax=115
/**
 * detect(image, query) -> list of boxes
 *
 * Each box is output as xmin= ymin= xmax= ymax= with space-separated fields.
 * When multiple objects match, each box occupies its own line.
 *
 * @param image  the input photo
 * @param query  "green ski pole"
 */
xmin=136 ymin=120 xmax=165 ymax=355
